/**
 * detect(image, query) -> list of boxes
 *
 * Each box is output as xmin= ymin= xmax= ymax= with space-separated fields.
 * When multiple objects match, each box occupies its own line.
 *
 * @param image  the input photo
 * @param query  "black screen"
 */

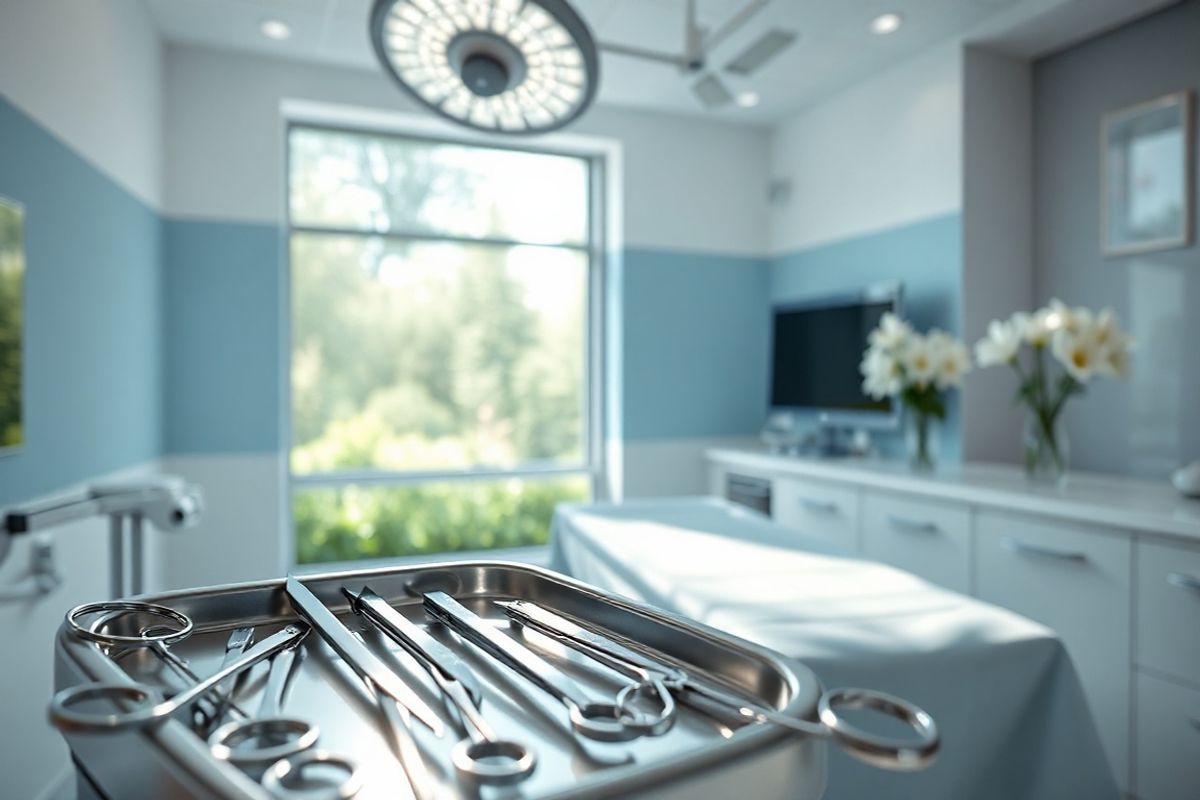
xmin=770 ymin=299 xmax=893 ymax=414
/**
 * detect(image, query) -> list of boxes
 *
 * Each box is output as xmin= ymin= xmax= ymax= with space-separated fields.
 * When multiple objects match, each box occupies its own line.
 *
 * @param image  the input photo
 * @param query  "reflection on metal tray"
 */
xmin=50 ymin=561 xmax=919 ymax=799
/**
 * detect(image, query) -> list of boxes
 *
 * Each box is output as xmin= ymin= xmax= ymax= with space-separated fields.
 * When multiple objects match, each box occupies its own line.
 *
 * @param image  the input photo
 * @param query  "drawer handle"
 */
xmin=886 ymin=515 xmax=939 ymax=534
xmin=1167 ymin=573 xmax=1200 ymax=592
xmin=800 ymin=498 xmax=839 ymax=515
xmin=1000 ymin=536 xmax=1088 ymax=563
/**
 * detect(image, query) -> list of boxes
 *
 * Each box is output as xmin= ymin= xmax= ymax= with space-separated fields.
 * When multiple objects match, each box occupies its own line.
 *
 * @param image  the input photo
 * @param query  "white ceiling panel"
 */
xmin=142 ymin=0 xmax=1179 ymax=124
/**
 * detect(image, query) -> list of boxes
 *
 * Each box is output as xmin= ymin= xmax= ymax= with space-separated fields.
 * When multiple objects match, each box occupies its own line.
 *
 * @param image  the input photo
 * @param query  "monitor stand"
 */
xmin=814 ymin=426 xmax=868 ymax=458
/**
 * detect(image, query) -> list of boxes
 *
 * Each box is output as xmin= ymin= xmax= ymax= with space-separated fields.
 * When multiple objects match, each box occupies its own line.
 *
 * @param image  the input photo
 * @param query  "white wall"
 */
xmin=0 ymin=0 xmax=163 ymax=207
xmin=961 ymin=48 xmax=1034 ymax=464
xmin=164 ymin=45 xmax=770 ymax=257
xmin=767 ymin=43 xmax=964 ymax=255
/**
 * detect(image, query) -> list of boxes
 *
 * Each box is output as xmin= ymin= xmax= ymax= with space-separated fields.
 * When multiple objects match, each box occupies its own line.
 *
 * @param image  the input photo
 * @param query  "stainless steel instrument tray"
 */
xmin=55 ymin=561 xmax=828 ymax=800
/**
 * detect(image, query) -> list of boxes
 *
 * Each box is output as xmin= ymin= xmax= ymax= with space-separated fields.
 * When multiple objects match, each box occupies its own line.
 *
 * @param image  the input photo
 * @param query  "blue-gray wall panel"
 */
xmin=622 ymin=248 xmax=771 ymax=440
xmin=0 ymin=95 xmax=161 ymax=505
xmin=163 ymin=219 xmax=283 ymax=455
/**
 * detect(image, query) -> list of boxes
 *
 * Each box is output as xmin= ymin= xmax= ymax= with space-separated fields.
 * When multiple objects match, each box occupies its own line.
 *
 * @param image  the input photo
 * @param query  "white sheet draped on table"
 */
xmin=549 ymin=497 xmax=1118 ymax=800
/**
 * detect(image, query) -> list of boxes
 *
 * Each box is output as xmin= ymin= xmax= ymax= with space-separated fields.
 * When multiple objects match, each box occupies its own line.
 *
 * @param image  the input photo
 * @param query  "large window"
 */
xmin=287 ymin=125 xmax=599 ymax=564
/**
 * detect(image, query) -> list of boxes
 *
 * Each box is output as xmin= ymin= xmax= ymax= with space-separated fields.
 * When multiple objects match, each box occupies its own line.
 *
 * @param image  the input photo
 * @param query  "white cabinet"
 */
xmin=772 ymin=477 xmax=860 ymax=551
xmin=1136 ymin=539 xmax=1200 ymax=684
xmin=1134 ymin=672 xmax=1200 ymax=800
xmin=707 ymin=449 xmax=1200 ymax=797
xmin=976 ymin=511 xmax=1133 ymax=791
xmin=861 ymin=490 xmax=972 ymax=593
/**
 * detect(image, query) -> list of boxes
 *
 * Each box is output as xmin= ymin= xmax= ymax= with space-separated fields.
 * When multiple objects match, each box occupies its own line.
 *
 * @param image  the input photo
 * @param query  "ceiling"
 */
xmin=143 ymin=0 xmax=1177 ymax=124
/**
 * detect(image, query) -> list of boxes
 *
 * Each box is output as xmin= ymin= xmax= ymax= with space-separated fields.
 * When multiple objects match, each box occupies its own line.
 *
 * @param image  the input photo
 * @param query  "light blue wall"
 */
xmin=163 ymin=219 xmax=283 ymax=455
xmin=0 ymin=95 xmax=162 ymax=505
xmin=769 ymin=212 xmax=964 ymax=460
xmin=623 ymin=248 xmax=771 ymax=440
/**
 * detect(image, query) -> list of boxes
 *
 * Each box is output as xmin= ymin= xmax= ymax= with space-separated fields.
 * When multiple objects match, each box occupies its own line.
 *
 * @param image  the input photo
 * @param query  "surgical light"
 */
xmin=369 ymin=0 xmax=600 ymax=135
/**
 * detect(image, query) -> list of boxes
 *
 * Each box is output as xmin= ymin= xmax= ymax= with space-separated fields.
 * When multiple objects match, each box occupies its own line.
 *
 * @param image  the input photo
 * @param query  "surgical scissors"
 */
xmin=344 ymin=586 xmax=536 ymax=785
xmin=498 ymin=600 xmax=940 ymax=771
xmin=50 ymin=624 xmax=310 ymax=732
xmin=423 ymin=591 xmax=638 ymax=742
xmin=208 ymin=643 xmax=320 ymax=766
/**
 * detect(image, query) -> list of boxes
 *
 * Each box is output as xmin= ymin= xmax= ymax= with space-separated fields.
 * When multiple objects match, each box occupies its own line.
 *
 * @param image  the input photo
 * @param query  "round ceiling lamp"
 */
xmin=369 ymin=0 xmax=600 ymax=135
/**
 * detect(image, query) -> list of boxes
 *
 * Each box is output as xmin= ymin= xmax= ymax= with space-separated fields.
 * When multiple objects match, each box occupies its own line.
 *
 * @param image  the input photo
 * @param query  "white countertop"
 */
xmin=706 ymin=448 xmax=1200 ymax=542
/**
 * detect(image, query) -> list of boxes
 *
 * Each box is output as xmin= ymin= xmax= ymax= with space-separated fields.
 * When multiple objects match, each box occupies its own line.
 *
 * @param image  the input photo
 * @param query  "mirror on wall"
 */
xmin=0 ymin=196 xmax=24 ymax=453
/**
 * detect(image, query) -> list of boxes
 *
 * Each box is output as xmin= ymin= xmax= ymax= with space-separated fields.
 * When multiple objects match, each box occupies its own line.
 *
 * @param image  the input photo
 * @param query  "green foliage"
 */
xmin=294 ymin=478 xmax=587 ymax=564
xmin=901 ymin=384 xmax=946 ymax=420
xmin=287 ymin=128 xmax=591 ymax=564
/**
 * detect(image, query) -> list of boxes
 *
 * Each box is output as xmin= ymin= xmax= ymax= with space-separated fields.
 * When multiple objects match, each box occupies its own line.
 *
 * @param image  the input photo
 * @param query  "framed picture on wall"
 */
xmin=1102 ymin=90 xmax=1195 ymax=257
xmin=0 ymin=196 xmax=24 ymax=454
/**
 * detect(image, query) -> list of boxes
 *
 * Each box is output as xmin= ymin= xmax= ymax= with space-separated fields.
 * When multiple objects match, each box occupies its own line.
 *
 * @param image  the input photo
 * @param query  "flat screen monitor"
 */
xmin=769 ymin=282 xmax=902 ymax=428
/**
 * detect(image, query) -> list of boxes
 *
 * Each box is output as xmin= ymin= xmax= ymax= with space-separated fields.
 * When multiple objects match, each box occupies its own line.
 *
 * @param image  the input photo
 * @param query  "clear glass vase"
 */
xmin=1023 ymin=410 xmax=1069 ymax=483
xmin=907 ymin=411 xmax=936 ymax=472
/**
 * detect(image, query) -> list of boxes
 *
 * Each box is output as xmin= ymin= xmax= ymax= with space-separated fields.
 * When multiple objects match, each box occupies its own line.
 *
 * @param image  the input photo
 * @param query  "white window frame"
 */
xmin=279 ymin=101 xmax=619 ymax=569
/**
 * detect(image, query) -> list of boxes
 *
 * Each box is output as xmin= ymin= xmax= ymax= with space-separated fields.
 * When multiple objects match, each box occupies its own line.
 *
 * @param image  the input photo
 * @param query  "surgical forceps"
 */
xmin=498 ymin=600 xmax=675 ymax=736
xmin=209 ymin=643 xmax=320 ymax=766
xmin=344 ymin=586 xmax=536 ymax=785
xmin=423 ymin=591 xmax=639 ymax=742
xmin=498 ymin=599 xmax=940 ymax=771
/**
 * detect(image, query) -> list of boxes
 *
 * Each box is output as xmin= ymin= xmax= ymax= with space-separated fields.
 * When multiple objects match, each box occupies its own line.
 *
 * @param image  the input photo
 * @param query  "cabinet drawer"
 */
xmin=861 ymin=491 xmax=971 ymax=592
xmin=976 ymin=511 xmax=1132 ymax=790
xmin=1137 ymin=539 xmax=1200 ymax=684
xmin=772 ymin=477 xmax=859 ymax=552
xmin=1135 ymin=672 xmax=1200 ymax=800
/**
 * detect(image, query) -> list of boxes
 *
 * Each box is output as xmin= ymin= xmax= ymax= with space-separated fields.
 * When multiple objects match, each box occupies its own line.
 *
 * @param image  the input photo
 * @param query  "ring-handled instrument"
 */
xmin=344 ymin=586 xmax=536 ymax=784
xmin=497 ymin=599 xmax=675 ymax=737
xmin=208 ymin=642 xmax=319 ymax=766
xmin=499 ymin=600 xmax=939 ymax=771
xmin=49 ymin=624 xmax=310 ymax=733
xmin=423 ymin=591 xmax=638 ymax=742
xmin=109 ymin=624 xmax=255 ymax=724
xmin=74 ymin=601 xmax=254 ymax=732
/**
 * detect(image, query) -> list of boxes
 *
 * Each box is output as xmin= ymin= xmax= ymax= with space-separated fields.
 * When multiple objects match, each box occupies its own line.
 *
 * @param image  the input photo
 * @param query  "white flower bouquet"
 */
xmin=860 ymin=313 xmax=970 ymax=469
xmin=974 ymin=300 xmax=1132 ymax=479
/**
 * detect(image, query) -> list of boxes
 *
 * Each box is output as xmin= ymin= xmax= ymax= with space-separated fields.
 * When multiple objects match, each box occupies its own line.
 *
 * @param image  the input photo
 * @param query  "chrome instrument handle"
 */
xmin=499 ymin=600 xmax=684 ymax=682
xmin=344 ymin=586 xmax=485 ymax=707
xmin=1000 ymin=536 xmax=1087 ymax=563
xmin=424 ymin=592 xmax=635 ymax=742
xmin=817 ymin=688 xmax=940 ymax=771
xmin=424 ymin=592 xmax=590 ymax=709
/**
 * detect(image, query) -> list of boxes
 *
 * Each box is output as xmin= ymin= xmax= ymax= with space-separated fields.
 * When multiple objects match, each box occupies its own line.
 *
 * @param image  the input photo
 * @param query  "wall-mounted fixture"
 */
xmin=2 ymin=476 xmax=204 ymax=600
xmin=369 ymin=0 xmax=599 ymax=135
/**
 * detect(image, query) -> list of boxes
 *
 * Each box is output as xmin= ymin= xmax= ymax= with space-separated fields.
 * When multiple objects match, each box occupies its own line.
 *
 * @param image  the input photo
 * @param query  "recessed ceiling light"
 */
xmin=260 ymin=19 xmax=292 ymax=41
xmin=870 ymin=12 xmax=904 ymax=35
xmin=736 ymin=91 xmax=761 ymax=108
